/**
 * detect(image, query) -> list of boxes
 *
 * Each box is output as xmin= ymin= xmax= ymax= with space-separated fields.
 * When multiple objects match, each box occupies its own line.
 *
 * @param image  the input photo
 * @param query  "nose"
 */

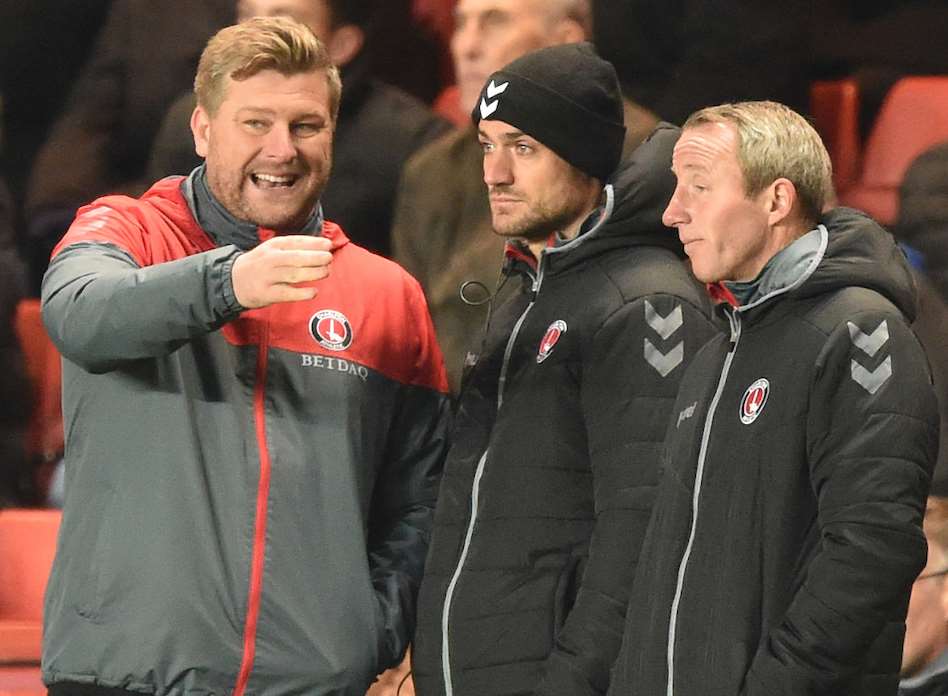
xmin=483 ymin=149 xmax=513 ymax=187
xmin=662 ymin=187 xmax=688 ymax=228
xmin=451 ymin=17 xmax=480 ymax=63
xmin=261 ymin=124 xmax=297 ymax=162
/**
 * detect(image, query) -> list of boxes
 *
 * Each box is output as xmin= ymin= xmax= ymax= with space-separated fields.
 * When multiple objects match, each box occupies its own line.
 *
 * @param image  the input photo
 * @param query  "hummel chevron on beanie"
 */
xmin=471 ymin=42 xmax=626 ymax=183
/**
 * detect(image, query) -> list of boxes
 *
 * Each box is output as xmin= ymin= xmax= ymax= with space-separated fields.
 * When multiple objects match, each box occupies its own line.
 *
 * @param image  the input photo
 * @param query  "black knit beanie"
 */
xmin=471 ymin=42 xmax=626 ymax=183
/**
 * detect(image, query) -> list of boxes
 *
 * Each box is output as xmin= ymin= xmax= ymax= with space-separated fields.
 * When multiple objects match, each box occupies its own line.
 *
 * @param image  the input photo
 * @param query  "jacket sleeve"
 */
xmin=367 ymin=279 xmax=452 ymax=670
xmin=535 ymin=294 xmax=720 ymax=696
xmin=740 ymin=311 xmax=938 ymax=695
xmin=41 ymin=207 xmax=244 ymax=373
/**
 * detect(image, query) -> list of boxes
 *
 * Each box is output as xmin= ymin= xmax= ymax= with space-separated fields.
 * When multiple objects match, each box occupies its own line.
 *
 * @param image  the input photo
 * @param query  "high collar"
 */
xmin=900 ymin=648 xmax=948 ymax=691
xmin=708 ymin=206 xmax=919 ymax=322
xmin=719 ymin=226 xmax=826 ymax=310
xmin=499 ymin=183 xmax=614 ymax=275
xmin=180 ymin=164 xmax=323 ymax=251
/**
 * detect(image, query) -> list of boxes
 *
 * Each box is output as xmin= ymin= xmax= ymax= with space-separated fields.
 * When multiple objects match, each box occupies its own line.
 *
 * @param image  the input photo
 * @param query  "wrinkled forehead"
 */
xmin=455 ymin=0 xmax=546 ymax=23
xmin=671 ymin=121 xmax=739 ymax=175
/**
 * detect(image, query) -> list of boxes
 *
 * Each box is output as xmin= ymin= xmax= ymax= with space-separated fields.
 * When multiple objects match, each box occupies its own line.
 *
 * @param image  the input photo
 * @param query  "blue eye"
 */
xmin=292 ymin=123 xmax=321 ymax=136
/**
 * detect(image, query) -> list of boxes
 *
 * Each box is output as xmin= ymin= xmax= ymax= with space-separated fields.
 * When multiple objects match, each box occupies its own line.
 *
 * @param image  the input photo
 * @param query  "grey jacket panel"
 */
xmin=42 ymin=239 xmax=242 ymax=372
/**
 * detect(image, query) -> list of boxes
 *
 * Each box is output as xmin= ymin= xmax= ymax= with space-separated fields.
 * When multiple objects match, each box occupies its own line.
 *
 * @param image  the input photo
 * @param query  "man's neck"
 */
xmin=527 ymin=188 xmax=605 ymax=260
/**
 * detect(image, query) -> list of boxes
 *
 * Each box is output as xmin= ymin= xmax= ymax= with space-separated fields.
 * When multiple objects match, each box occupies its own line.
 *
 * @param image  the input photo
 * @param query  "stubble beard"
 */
xmin=491 ymin=194 xmax=590 ymax=243
xmin=208 ymin=159 xmax=331 ymax=233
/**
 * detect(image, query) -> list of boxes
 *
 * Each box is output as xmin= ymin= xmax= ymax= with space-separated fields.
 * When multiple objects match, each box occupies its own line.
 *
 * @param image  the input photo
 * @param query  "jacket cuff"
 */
xmin=216 ymin=247 xmax=246 ymax=316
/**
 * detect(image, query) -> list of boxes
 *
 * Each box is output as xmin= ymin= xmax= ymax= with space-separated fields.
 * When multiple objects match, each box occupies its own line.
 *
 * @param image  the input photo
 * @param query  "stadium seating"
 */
xmin=840 ymin=76 xmax=948 ymax=224
xmin=0 ymin=508 xmax=61 ymax=696
xmin=13 ymin=300 xmax=62 ymax=466
xmin=809 ymin=78 xmax=861 ymax=193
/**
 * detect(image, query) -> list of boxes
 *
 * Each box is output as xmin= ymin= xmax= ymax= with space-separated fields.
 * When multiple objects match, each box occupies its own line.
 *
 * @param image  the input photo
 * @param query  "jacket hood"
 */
xmin=797 ymin=207 xmax=918 ymax=320
xmin=544 ymin=122 xmax=683 ymax=274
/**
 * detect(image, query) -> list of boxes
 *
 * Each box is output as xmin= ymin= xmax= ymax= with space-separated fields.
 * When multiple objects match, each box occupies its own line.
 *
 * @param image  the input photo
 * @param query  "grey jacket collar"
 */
xmin=726 ymin=225 xmax=828 ymax=312
xmin=900 ymin=648 xmax=948 ymax=691
xmin=180 ymin=164 xmax=323 ymax=251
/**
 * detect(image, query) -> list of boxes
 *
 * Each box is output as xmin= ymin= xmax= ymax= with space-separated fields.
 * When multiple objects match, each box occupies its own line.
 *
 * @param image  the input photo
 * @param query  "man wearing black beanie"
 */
xmin=412 ymin=43 xmax=720 ymax=696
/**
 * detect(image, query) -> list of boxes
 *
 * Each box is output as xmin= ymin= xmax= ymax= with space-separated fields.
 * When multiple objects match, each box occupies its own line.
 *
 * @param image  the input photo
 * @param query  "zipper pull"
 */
xmin=727 ymin=309 xmax=740 ymax=344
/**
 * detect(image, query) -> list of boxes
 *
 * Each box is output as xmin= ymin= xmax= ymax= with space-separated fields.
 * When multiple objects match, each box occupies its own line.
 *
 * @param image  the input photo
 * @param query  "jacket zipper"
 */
xmin=665 ymin=308 xmax=741 ymax=696
xmin=440 ymin=261 xmax=543 ymax=696
xmin=234 ymin=321 xmax=273 ymax=696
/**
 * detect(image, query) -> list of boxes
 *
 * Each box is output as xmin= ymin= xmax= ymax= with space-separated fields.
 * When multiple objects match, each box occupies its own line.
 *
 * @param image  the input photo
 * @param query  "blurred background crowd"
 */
xmin=5 ymin=0 xmax=947 ymax=502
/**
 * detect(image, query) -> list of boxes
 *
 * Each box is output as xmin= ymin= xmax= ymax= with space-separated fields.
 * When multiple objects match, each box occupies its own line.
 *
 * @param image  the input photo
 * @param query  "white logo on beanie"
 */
xmin=479 ymin=80 xmax=509 ymax=119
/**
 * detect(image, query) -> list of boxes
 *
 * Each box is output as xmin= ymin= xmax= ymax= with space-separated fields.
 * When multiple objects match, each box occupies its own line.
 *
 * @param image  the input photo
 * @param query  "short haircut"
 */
xmin=194 ymin=16 xmax=342 ymax=119
xmin=926 ymin=496 xmax=948 ymax=564
xmin=683 ymin=101 xmax=833 ymax=224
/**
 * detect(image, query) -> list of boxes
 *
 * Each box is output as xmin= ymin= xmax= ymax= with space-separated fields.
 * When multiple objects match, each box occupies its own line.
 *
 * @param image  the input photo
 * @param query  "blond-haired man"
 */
xmin=148 ymin=0 xmax=450 ymax=257
xmin=608 ymin=101 xmax=939 ymax=695
xmin=41 ymin=18 xmax=450 ymax=696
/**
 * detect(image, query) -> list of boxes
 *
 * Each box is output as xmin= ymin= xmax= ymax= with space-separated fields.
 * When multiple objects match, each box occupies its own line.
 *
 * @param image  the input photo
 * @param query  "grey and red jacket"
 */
xmin=39 ymin=170 xmax=451 ymax=696
xmin=608 ymin=207 xmax=940 ymax=696
xmin=412 ymin=125 xmax=720 ymax=696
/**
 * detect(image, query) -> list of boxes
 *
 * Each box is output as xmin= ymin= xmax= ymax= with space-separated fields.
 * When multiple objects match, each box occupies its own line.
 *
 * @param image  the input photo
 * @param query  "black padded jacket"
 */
xmin=412 ymin=125 xmax=721 ymax=696
xmin=608 ymin=207 xmax=940 ymax=696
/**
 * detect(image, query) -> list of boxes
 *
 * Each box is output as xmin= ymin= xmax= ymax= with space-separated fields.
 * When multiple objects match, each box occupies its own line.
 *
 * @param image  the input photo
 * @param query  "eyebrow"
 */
xmin=478 ymin=128 xmax=528 ymax=142
xmin=235 ymin=107 xmax=325 ymax=120
xmin=674 ymin=162 xmax=711 ymax=174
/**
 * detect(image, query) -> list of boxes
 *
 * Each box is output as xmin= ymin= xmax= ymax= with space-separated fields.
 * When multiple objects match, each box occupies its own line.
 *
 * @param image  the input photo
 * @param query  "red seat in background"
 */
xmin=840 ymin=75 xmax=948 ymax=224
xmin=809 ymin=78 xmax=861 ymax=194
xmin=0 ymin=508 xmax=61 ymax=696
xmin=433 ymin=84 xmax=467 ymax=129
xmin=13 ymin=300 xmax=62 ymax=469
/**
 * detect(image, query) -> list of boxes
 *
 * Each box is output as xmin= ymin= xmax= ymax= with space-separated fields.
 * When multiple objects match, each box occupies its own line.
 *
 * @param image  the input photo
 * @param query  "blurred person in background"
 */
xmin=0 ymin=99 xmax=36 ymax=507
xmin=23 ymin=0 xmax=233 ymax=295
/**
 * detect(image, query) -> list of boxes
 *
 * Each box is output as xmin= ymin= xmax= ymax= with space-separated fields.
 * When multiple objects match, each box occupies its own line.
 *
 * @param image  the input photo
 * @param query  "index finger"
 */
xmin=262 ymin=235 xmax=332 ymax=252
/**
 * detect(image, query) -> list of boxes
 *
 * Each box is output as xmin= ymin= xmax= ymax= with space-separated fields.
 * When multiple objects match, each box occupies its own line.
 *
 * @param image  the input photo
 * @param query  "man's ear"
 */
xmin=550 ymin=17 xmax=586 ymax=44
xmin=191 ymin=105 xmax=211 ymax=159
xmin=766 ymin=177 xmax=797 ymax=228
xmin=327 ymin=24 xmax=364 ymax=67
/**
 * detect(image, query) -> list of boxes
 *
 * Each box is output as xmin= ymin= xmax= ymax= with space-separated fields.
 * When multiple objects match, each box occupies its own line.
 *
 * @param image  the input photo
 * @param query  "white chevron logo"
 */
xmin=645 ymin=301 xmax=683 ymax=340
xmin=645 ymin=338 xmax=683 ymax=377
xmin=479 ymin=80 xmax=509 ymax=119
xmin=487 ymin=80 xmax=509 ymax=98
xmin=851 ymin=355 xmax=892 ymax=395
xmin=848 ymin=320 xmax=889 ymax=357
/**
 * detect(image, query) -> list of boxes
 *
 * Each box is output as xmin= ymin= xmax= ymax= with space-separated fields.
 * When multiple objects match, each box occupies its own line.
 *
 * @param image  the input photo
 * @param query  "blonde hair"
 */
xmin=683 ymin=101 xmax=833 ymax=223
xmin=194 ymin=16 xmax=341 ymax=118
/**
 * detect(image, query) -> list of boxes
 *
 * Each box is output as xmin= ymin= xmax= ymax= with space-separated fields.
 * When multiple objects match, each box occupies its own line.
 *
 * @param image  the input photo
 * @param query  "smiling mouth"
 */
xmin=250 ymin=173 xmax=299 ymax=189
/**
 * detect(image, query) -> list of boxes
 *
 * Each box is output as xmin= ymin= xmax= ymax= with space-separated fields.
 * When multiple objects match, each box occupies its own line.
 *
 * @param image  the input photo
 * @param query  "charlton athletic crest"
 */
xmin=739 ymin=378 xmax=770 ymax=425
xmin=537 ymin=320 xmax=567 ymax=364
xmin=310 ymin=310 xmax=353 ymax=351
